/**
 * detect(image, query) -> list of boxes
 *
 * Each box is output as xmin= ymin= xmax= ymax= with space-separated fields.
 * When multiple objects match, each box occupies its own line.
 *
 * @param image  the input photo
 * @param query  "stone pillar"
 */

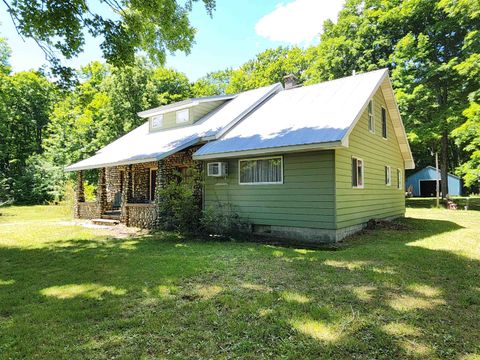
xmin=96 ymin=167 xmax=107 ymax=218
xmin=74 ymin=170 xmax=85 ymax=218
xmin=121 ymin=165 xmax=133 ymax=225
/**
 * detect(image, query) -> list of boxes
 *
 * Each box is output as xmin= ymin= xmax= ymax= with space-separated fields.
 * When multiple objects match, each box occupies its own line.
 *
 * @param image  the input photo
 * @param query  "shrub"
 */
xmin=84 ymin=181 xmax=97 ymax=201
xmin=201 ymin=202 xmax=251 ymax=238
xmin=155 ymin=167 xmax=203 ymax=233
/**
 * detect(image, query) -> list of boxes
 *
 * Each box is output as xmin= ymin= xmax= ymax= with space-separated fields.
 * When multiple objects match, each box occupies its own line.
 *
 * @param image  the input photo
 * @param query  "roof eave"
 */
xmin=192 ymin=141 xmax=345 ymax=160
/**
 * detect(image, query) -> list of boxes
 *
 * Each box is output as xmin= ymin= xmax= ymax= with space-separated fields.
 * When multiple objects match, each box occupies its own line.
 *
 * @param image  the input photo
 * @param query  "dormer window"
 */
xmin=151 ymin=115 xmax=163 ymax=129
xmin=176 ymin=109 xmax=189 ymax=124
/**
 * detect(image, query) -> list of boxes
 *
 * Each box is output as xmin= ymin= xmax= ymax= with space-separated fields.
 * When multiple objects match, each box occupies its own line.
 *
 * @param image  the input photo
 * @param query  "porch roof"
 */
xmin=65 ymin=83 xmax=281 ymax=171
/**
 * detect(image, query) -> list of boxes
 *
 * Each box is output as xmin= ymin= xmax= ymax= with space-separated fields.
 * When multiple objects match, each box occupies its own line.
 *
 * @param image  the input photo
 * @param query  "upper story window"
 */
xmin=176 ymin=109 xmax=189 ymax=124
xmin=368 ymin=100 xmax=375 ymax=133
xmin=151 ymin=115 xmax=163 ymax=129
xmin=385 ymin=165 xmax=391 ymax=186
xmin=239 ymin=156 xmax=283 ymax=185
xmin=352 ymin=157 xmax=364 ymax=188
xmin=381 ymin=107 xmax=387 ymax=139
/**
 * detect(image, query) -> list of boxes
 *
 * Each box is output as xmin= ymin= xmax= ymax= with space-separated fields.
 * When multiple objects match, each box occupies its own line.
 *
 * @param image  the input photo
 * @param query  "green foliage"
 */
xmin=226 ymin=47 xmax=308 ymax=93
xmin=155 ymin=168 xmax=202 ymax=233
xmin=0 ymin=37 xmax=11 ymax=74
xmin=2 ymin=0 xmax=216 ymax=81
xmin=191 ymin=69 xmax=233 ymax=96
xmin=83 ymin=181 xmax=97 ymax=202
xmin=0 ymin=70 xmax=58 ymax=203
xmin=201 ymin=202 xmax=250 ymax=238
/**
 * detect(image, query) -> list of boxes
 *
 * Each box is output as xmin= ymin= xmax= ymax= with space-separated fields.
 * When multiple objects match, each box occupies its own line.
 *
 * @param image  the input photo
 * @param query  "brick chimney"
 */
xmin=283 ymin=74 xmax=299 ymax=90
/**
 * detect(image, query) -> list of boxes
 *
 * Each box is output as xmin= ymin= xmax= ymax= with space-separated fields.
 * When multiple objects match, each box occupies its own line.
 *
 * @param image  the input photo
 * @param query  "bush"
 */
xmin=84 ymin=181 xmax=97 ymax=201
xmin=201 ymin=202 xmax=251 ymax=238
xmin=155 ymin=168 xmax=203 ymax=233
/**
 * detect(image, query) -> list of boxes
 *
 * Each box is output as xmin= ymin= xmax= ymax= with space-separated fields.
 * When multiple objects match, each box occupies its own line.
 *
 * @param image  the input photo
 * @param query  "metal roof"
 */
xmin=65 ymin=84 xmax=281 ymax=171
xmin=137 ymin=94 xmax=237 ymax=118
xmin=193 ymin=69 xmax=415 ymax=169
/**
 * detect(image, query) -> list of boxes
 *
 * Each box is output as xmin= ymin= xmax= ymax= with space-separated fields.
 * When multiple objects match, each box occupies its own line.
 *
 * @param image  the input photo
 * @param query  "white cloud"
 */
xmin=255 ymin=0 xmax=344 ymax=45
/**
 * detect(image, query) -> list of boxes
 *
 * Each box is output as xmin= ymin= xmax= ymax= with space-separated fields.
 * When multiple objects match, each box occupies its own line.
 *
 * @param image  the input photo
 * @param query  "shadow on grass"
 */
xmin=0 ymin=217 xmax=478 ymax=358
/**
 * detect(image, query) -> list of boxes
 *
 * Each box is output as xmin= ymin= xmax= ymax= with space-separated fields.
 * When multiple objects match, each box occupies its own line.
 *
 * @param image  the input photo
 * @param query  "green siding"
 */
xmin=150 ymin=100 xmax=226 ymax=132
xmin=335 ymin=87 xmax=405 ymax=229
xmin=204 ymin=151 xmax=336 ymax=229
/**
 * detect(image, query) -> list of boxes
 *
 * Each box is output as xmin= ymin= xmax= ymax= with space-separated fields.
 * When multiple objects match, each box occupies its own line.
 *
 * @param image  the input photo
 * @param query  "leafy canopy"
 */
xmin=2 ymin=0 xmax=215 ymax=80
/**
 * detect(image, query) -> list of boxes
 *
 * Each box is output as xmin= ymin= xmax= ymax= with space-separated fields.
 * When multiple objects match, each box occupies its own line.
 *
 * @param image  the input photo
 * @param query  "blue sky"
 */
xmin=0 ymin=0 xmax=343 ymax=80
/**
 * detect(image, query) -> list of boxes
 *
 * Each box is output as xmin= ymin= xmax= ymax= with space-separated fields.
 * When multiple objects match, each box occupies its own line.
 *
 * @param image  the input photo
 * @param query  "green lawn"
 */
xmin=0 ymin=206 xmax=479 ymax=359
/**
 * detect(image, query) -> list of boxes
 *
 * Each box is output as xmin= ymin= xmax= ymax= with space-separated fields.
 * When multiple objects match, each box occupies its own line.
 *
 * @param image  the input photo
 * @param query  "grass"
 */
xmin=0 ymin=205 xmax=479 ymax=359
xmin=406 ymin=196 xmax=480 ymax=210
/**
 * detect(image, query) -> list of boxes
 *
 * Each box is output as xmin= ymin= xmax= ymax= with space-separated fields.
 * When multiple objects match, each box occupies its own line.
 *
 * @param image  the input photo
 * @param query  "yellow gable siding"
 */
xmin=149 ymin=100 xmax=226 ymax=132
xmin=335 ymin=87 xmax=405 ymax=229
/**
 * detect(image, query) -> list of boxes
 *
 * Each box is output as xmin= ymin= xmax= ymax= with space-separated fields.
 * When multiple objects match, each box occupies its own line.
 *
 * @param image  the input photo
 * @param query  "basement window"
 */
xmin=352 ymin=157 xmax=364 ymax=188
xmin=239 ymin=156 xmax=283 ymax=185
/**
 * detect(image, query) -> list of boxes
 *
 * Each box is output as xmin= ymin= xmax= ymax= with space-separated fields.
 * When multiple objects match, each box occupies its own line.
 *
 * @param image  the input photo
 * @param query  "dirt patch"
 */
xmin=365 ymin=219 xmax=410 ymax=231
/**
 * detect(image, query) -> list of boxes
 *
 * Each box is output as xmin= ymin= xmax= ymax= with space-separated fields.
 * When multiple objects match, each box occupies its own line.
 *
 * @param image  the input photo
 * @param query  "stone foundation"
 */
xmin=76 ymin=202 xmax=99 ymax=219
xmin=124 ymin=203 xmax=157 ymax=228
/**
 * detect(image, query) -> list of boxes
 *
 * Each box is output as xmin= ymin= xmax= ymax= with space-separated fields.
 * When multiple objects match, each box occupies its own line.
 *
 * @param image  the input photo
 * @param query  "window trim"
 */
xmin=176 ymin=108 xmax=190 ymax=124
xmin=381 ymin=106 xmax=387 ymax=139
xmin=368 ymin=99 xmax=375 ymax=134
xmin=352 ymin=157 xmax=364 ymax=189
xmin=238 ymin=156 xmax=283 ymax=185
xmin=385 ymin=165 xmax=391 ymax=186
xmin=151 ymin=114 xmax=163 ymax=129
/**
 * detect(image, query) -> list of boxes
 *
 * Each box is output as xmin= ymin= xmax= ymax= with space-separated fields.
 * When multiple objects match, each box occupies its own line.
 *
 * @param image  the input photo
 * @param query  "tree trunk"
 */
xmin=440 ymin=129 xmax=449 ymax=198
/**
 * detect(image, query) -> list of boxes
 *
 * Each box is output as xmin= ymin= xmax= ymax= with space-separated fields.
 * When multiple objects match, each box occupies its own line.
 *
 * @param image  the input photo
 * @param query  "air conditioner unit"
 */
xmin=207 ymin=162 xmax=228 ymax=177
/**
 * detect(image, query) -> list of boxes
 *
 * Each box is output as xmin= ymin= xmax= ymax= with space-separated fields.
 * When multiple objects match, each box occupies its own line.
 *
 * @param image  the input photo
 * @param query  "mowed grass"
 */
xmin=0 ymin=206 xmax=479 ymax=359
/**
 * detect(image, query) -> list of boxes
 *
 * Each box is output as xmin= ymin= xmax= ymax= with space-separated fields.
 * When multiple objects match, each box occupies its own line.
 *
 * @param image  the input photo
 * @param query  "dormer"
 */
xmin=138 ymin=94 xmax=236 ymax=132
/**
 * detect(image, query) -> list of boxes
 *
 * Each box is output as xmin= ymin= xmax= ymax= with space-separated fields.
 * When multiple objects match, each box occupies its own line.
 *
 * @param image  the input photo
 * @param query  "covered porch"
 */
xmin=73 ymin=146 xmax=202 ymax=228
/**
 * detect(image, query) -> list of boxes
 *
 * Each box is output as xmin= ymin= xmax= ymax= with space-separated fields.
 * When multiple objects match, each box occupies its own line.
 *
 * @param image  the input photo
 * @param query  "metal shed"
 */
xmin=405 ymin=166 xmax=462 ymax=197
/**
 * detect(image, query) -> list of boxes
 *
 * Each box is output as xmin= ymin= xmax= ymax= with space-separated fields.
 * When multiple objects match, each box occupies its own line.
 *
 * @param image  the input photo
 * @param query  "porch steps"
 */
xmin=92 ymin=218 xmax=120 ymax=226
xmin=101 ymin=210 xmax=121 ymax=221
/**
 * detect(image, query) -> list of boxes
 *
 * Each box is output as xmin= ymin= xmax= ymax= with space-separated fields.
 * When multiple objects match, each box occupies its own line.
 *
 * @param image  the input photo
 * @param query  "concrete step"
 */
xmin=92 ymin=218 xmax=120 ymax=226
xmin=102 ymin=214 xmax=121 ymax=220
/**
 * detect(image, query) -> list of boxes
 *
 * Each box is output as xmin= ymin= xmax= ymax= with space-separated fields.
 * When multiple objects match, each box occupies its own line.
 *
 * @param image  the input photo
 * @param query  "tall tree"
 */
xmin=0 ymin=70 xmax=57 ymax=202
xmin=1 ymin=0 xmax=215 ymax=80
xmin=305 ymin=0 xmax=480 ymax=197
xmin=226 ymin=47 xmax=308 ymax=93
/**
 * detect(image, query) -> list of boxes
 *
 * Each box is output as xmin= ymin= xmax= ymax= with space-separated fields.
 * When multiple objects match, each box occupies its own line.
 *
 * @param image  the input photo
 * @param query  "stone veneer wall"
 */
xmin=124 ymin=204 xmax=157 ymax=228
xmin=156 ymin=146 xmax=203 ymax=209
xmin=77 ymin=202 xmax=98 ymax=219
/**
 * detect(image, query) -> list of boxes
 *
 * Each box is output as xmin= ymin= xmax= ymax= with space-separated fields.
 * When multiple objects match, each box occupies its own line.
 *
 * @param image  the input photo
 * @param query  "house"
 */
xmin=66 ymin=68 xmax=414 ymax=242
xmin=405 ymin=166 xmax=461 ymax=197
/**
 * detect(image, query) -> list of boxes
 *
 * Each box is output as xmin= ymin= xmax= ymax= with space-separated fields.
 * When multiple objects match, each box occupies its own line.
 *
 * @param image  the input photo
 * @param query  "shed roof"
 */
xmin=65 ymin=83 xmax=281 ymax=171
xmin=407 ymin=166 xmax=461 ymax=180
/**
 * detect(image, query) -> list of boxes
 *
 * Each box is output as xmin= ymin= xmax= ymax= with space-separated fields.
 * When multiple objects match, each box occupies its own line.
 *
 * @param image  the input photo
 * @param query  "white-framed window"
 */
xmin=352 ymin=157 xmax=364 ymax=188
xmin=368 ymin=100 xmax=375 ymax=133
xmin=381 ymin=107 xmax=387 ymax=139
xmin=385 ymin=165 xmax=391 ymax=186
xmin=397 ymin=168 xmax=402 ymax=190
xmin=176 ymin=109 xmax=189 ymax=124
xmin=239 ymin=156 xmax=283 ymax=185
xmin=151 ymin=115 xmax=163 ymax=129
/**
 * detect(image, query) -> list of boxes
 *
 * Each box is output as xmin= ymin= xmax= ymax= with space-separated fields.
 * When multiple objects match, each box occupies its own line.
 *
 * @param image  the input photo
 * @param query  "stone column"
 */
xmin=121 ymin=165 xmax=133 ymax=225
xmin=96 ymin=167 xmax=107 ymax=218
xmin=74 ymin=170 xmax=85 ymax=218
